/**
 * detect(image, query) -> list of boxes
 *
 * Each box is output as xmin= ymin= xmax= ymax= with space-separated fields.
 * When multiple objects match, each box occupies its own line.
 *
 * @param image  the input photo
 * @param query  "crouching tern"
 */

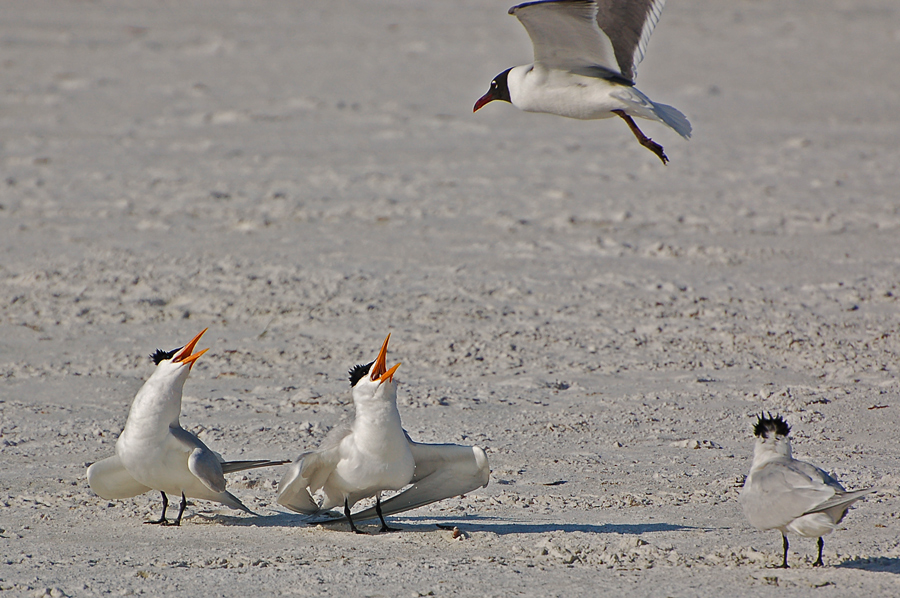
xmin=277 ymin=334 xmax=490 ymax=533
xmin=738 ymin=413 xmax=874 ymax=568
xmin=474 ymin=0 xmax=691 ymax=164
xmin=87 ymin=328 xmax=287 ymax=526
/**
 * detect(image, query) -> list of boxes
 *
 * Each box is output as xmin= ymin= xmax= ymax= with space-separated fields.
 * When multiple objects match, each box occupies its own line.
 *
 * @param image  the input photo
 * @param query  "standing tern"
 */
xmin=277 ymin=334 xmax=490 ymax=533
xmin=474 ymin=0 xmax=691 ymax=164
xmin=738 ymin=413 xmax=874 ymax=568
xmin=87 ymin=329 xmax=286 ymax=526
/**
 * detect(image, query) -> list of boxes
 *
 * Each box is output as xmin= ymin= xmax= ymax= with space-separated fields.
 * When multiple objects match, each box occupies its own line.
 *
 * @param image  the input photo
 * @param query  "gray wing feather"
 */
xmin=739 ymin=459 xmax=851 ymax=530
xmin=804 ymin=488 xmax=874 ymax=517
xmin=276 ymin=448 xmax=342 ymax=514
xmin=220 ymin=459 xmax=289 ymax=474
xmin=276 ymin=456 xmax=320 ymax=514
xmin=348 ymin=441 xmax=490 ymax=522
xmin=276 ymin=424 xmax=352 ymax=515
xmin=168 ymin=426 xmax=227 ymax=493
xmin=790 ymin=458 xmax=845 ymax=491
xmin=319 ymin=421 xmax=352 ymax=450
xmin=86 ymin=455 xmax=151 ymax=499
xmin=219 ymin=490 xmax=253 ymax=514
xmin=595 ymin=0 xmax=666 ymax=81
xmin=188 ymin=448 xmax=227 ymax=493
xmin=511 ymin=1 xmax=619 ymax=74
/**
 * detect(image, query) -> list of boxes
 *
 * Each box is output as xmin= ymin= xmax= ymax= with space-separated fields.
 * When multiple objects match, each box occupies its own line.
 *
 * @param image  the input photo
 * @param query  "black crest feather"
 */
xmin=753 ymin=412 xmax=790 ymax=439
xmin=348 ymin=360 xmax=375 ymax=387
xmin=150 ymin=346 xmax=181 ymax=365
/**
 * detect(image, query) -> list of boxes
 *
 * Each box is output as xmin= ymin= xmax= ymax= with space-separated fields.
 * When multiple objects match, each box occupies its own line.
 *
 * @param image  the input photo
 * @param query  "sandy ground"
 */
xmin=3 ymin=0 xmax=900 ymax=596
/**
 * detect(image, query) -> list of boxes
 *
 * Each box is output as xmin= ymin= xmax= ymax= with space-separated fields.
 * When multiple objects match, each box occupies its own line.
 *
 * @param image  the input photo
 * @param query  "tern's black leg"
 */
xmin=779 ymin=533 xmax=790 ymax=569
xmin=612 ymin=109 xmax=669 ymax=165
xmin=375 ymin=495 xmax=400 ymax=533
xmin=166 ymin=492 xmax=188 ymax=527
xmin=345 ymin=498 xmax=365 ymax=535
xmin=812 ymin=537 xmax=825 ymax=567
xmin=145 ymin=491 xmax=169 ymax=525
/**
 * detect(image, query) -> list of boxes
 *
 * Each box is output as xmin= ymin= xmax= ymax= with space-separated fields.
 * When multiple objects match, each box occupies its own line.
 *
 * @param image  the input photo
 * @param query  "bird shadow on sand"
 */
xmin=837 ymin=557 xmax=900 ymax=574
xmin=195 ymin=511 xmax=695 ymax=536
xmin=194 ymin=511 xmax=318 ymax=528
xmin=396 ymin=515 xmax=696 ymax=536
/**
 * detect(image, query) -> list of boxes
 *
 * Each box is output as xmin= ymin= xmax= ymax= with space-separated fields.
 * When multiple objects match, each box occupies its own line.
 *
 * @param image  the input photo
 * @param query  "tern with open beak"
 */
xmin=738 ymin=413 xmax=874 ymax=568
xmin=474 ymin=0 xmax=691 ymax=164
xmin=277 ymin=334 xmax=490 ymax=533
xmin=86 ymin=328 xmax=286 ymax=526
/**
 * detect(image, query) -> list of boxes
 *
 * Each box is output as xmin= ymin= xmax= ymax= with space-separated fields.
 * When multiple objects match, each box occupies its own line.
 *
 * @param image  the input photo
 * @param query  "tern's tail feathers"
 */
xmin=651 ymin=101 xmax=692 ymax=139
xmin=350 ymin=442 xmax=490 ymax=522
xmin=221 ymin=459 xmax=289 ymax=475
xmin=86 ymin=455 xmax=152 ymax=499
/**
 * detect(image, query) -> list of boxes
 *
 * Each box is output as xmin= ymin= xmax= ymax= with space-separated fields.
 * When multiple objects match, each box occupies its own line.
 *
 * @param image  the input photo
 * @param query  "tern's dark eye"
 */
xmin=348 ymin=360 xmax=375 ymax=387
xmin=150 ymin=347 xmax=180 ymax=365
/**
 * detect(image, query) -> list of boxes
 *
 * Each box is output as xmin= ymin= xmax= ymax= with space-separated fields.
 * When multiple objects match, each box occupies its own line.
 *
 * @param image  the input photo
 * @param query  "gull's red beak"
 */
xmin=173 ymin=328 xmax=209 ymax=370
xmin=473 ymin=89 xmax=495 ymax=113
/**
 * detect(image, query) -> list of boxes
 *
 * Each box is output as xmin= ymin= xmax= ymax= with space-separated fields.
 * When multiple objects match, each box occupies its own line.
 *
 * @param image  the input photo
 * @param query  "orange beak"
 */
xmin=369 ymin=333 xmax=400 ymax=384
xmin=370 ymin=333 xmax=391 ymax=380
xmin=179 ymin=347 xmax=209 ymax=369
xmin=379 ymin=362 xmax=401 ymax=384
xmin=173 ymin=328 xmax=210 ymax=370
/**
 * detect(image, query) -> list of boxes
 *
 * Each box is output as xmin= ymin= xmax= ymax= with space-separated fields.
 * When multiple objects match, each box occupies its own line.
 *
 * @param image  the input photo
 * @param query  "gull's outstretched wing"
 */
xmin=350 ymin=441 xmax=490 ymax=522
xmin=510 ymin=1 xmax=619 ymax=75
xmin=595 ymin=0 xmax=666 ymax=81
xmin=86 ymin=455 xmax=152 ymax=499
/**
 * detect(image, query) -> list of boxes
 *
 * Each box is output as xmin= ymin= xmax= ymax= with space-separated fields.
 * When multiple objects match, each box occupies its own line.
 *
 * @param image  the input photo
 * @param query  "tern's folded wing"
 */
xmin=86 ymin=455 xmax=152 ymax=499
xmin=277 ymin=449 xmax=340 ymax=514
xmin=350 ymin=441 xmax=490 ymax=521
xmin=803 ymin=488 xmax=874 ymax=516
xmin=167 ymin=426 xmax=228 ymax=493
xmin=740 ymin=461 xmax=837 ymax=530
xmin=187 ymin=447 xmax=227 ymax=493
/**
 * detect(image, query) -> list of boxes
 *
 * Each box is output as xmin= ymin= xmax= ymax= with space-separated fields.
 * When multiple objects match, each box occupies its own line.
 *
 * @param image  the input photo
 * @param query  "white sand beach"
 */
xmin=2 ymin=1 xmax=900 ymax=596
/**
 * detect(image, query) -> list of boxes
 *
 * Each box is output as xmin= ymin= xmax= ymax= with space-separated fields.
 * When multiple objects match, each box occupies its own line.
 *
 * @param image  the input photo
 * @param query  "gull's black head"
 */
xmin=490 ymin=69 xmax=512 ymax=102
xmin=150 ymin=347 xmax=181 ymax=365
xmin=753 ymin=413 xmax=791 ymax=439
xmin=349 ymin=360 xmax=375 ymax=387
xmin=473 ymin=68 xmax=512 ymax=112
